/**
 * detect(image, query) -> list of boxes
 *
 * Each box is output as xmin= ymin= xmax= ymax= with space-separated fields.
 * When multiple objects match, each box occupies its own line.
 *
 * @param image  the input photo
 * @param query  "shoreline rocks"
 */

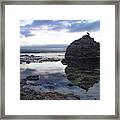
xmin=20 ymin=54 xmax=63 ymax=64
xmin=26 ymin=75 xmax=40 ymax=81
xmin=20 ymin=87 xmax=80 ymax=100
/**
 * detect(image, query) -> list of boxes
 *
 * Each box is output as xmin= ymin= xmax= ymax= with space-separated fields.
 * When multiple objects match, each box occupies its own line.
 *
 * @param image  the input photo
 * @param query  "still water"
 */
xmin=20 ymin=53 xmax=100 ymax=100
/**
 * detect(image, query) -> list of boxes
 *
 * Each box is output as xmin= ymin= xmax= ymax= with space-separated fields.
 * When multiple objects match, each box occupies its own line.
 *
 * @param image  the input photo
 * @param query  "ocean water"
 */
xmin=20 ymin=52 xmax=100 ymax=100
xmin=20 ymin=52 xmax=65 ymax=59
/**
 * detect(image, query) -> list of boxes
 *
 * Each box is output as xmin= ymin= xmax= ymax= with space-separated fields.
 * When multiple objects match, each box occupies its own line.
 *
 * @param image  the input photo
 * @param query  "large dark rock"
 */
xmin=65 ymin=34 xmax=100 ymax=69
xmin=64 ymin=34 xmax=100 ymax=91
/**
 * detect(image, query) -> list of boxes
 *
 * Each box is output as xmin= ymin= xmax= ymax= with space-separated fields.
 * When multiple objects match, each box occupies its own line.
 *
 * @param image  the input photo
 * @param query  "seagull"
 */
xmin=87 ymin=32 xmax=90 ymax=36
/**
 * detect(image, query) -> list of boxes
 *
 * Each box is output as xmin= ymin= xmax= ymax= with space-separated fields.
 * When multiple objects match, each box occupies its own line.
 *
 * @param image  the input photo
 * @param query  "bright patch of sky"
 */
xmin=20 ymin=20 xmax=100 ymax=46
xmin=20 ymin=20 xmax=33 ymax=26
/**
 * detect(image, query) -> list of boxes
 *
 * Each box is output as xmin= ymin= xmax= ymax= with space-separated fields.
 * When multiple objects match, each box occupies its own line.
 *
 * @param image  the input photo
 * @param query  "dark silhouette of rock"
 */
xmin=26 ymin=75 xmax=40 ymax=81
xmin=64 ymin=33 xmax=100 ymax=91
xmin=65 ymin=34 xmax=100 ymax=69
xmin=61 ymin=58 xmax=67 ymax=65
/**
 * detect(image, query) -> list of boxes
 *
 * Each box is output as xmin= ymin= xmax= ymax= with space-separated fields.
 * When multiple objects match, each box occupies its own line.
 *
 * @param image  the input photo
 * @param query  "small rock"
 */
xmin=26 ymin=75 xmax=40 ymax=81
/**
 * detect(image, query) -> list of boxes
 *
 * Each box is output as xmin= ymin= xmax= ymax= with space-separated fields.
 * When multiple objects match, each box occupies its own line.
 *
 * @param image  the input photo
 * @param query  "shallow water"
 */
xmin=20 ymin=55 xmax=100 ymax=100
xmin=20 ymin=61 xmax=67 ymax=79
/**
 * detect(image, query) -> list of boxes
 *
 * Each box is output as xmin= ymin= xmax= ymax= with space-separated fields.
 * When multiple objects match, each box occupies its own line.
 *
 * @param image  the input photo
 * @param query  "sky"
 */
xmin=20 ymin=20 xmax=100 ymax=46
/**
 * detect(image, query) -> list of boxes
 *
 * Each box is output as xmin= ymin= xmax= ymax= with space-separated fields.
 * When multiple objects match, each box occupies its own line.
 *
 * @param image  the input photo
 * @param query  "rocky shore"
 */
xmin=21 ymin=87 xmax=80 ymax=100
xmin=20 ymin=74 xmax=81 ymax=100
xmin=20 ymin=54 xmax=62 ymax=64
xmin=65 ymin=67 xmax=99 ymax=92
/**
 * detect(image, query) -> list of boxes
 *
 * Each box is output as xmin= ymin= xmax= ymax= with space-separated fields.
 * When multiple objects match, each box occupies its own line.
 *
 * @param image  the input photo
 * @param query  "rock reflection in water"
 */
xmin=65 ymin=67 xmax=100 ymax=92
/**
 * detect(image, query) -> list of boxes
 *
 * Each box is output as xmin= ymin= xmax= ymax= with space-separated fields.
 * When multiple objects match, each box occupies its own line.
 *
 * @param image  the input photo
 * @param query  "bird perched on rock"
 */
xmin=87 ymin=32 xmax=90 ymax=36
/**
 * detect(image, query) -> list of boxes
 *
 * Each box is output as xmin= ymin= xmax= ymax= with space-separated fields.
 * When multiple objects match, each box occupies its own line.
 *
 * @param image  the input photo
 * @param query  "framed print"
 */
xmin=0 ymin=0 xmax=119 ymax=119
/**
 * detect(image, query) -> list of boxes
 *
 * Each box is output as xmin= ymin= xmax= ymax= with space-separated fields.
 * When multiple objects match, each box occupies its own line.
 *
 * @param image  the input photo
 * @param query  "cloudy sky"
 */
xmin=20 ymin=20 xmax=100 ymax=46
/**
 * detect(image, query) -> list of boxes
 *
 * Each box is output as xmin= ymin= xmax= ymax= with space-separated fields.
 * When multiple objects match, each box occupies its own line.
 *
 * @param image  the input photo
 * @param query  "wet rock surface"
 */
xmin=20 ymin=54 xmax=62 ymax=64
xmin=64 ymin=34 xmax=100 ymax=91
xmin=20 ymin=73 xmax=82 ymax=100
xmin=65 ymin=67 xmax=100 ymax=92
xmin=20 ymin=83 xmax=80 ymax=100
xmin=21 ymin=87 xmax=80 ymax=100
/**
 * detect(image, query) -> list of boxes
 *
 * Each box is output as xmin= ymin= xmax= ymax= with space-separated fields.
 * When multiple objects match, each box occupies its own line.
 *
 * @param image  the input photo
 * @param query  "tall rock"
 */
xmin=65 ymin=34 xmax=100 ymax=69
xmin=64 ymin=34 xmax=100 ymax=91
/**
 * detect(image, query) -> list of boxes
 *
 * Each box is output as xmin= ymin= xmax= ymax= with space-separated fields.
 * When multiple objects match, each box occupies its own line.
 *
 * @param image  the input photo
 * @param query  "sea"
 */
xmin=20 ymin=52 xmax=100 ymax=100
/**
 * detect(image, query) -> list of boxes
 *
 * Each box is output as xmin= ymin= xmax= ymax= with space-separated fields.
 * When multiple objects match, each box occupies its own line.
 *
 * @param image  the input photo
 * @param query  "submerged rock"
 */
xmin=20 ymin=88 xmax=80 ymax=100
xmin=65 ymin=66 xmax=100 ymax=92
